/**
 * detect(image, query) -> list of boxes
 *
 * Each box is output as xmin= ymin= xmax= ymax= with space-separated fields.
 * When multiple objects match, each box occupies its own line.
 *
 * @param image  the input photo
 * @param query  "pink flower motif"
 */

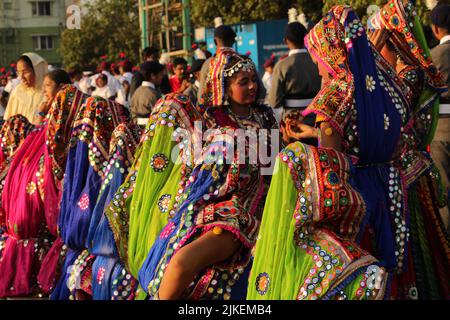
xmin=78 ymin=193 xmax=90 ymax=211
xmin=97 ymin=267 xmax=105 ymax=285
xmin=160 ymin=222 xmax=175 ymax=239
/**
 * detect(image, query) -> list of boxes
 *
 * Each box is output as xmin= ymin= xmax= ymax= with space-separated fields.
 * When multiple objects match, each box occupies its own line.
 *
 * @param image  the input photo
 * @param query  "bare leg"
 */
xmin=158 ymin=229 xmax=240 ymax=300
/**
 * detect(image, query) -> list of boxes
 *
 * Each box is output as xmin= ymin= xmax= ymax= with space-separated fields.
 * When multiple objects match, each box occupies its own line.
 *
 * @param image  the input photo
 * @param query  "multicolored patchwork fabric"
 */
xmin=369 ymin=0 xmax=446 ymax=149
xmin=138 ymin=104 xmax=277 ymax=300
xmin=104 ymin=93 xmax=202 ymax=279
xmin=198 ymin=48 xmax=236 ymax=112
xmin=247 ymin=141 xmax=388 ymax=300
xmin=304 ymin=6 xmax=355 ymax=140
xmin=369 ymin=0 xmax=445 ymax=90
xmin=46 ymin=84 xmax=88 ymax=180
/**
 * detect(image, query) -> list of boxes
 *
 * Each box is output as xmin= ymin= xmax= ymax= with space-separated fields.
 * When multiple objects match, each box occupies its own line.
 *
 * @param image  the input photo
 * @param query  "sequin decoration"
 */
xmin=97 ymin=267 xmax=106 ymax=285
xmin=255 ymin=272 xmax=270 ymax=296
xmin=26 ymin=181 xmax=37 ymax=195
xmin=408 ymin=286 xmax=419 ymax=300
xmin=384 ymin=114 xmax=390 ymax=130
xmin=159 ymin=221 xmax=175 ymax=239
xmin=78 ymin=193 xmax=90 ymax=211
xmin=366 ymin=75 xmax=376 ymax=92
xmin=387 ymin=166 xmax=408 ymax=272
xmin=151 ymin=153 xmax=169 ymax=172
xmin=158 ymin=194 xmax=172 ymax=213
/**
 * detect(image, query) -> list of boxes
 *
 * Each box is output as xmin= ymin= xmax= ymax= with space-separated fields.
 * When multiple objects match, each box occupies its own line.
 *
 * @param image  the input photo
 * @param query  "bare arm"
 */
xmin=285 ymin=120 xmax=342 ymax=151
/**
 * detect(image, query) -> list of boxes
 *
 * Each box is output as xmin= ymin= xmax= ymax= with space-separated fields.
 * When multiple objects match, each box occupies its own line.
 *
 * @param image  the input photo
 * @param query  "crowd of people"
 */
xmin=0 ymin=0 xmax=449 ymax=300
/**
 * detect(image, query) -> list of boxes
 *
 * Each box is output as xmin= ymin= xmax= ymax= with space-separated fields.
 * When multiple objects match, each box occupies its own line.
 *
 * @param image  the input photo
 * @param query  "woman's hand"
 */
xmin=35 ymin=100 xmax=48 ymax=124
xmin=285 ymin=121 xmax=318 ymax=140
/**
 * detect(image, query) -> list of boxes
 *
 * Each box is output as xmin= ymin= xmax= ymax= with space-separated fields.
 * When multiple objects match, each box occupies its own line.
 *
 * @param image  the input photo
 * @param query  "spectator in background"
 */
xmin=129 ymin=46 xmax=160 ymax=98
xmin=115 ymin=60 xmax=134 ymax=108
xmin=169 ymin=57 xmax=189 ymax=93
xmin=92 ymin=74 xmax=113 ymax=100
xmin=183 ymin=59 xmax=205 ymax=105
xmin=268 ymin=22 xmax=321 ymax=145
xmin=130 ymin=61 xmax=165 ymax=120
xmin=4 ymin=53 xmax=47 ymax=124
xmin=90 ymin=61 xmax=121 ymax=97
xmin=0 ymin=76 xmax=6 ymax=119
xmin=78 ymin=71 xmax=93 ymax=95
xmin=1 ymin=71 xmax=21 ymax=112
xmin=158 ymin=53 xmax=173 ymax=94
xmin=262 ymin=56 xmax=276 ymax=104
xmin=68 ymin=67 xmax=83 ymax=92
xmin=119 ymin=59 xmax=134 ymax=86
xmin=429 ymin=3 xmax=450 ymax=227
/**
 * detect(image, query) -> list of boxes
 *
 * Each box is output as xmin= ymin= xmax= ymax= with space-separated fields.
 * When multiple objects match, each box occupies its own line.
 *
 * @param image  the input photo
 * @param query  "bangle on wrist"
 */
xmin=36 ymin=111 xmax=46 ymax=117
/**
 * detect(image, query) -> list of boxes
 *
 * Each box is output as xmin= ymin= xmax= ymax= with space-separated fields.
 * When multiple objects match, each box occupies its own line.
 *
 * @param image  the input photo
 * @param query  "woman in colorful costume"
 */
xmin=0 ymin=85 xmax=87 ymax=297
xmin=50 ymin=96 xmax=131 ymax=300
xmin=138 ymin=52 xmax=278 ymax=300
xmin=365 ymin=0 xmax=449 ymax=299
xmin=248 ymin=6 xmax=402 ymax=300
xmin=70 ymin=93 xmax=201 ymax=300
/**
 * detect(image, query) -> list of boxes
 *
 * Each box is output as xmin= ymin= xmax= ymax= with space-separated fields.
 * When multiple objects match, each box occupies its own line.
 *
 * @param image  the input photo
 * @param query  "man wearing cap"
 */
xmin=269 ymin=21 xmax=321 ymax=146
xmin=184 ymin=59 xmax=205 ymax=106
xmin=130 ymin=61 xmax=165 ymax=120
xmin=430 ymin=3 xmax=450 ymax=219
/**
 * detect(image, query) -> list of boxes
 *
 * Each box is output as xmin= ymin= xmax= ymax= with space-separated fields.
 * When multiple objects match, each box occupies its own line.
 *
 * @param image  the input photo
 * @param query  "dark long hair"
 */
xmin=46 ymin=69 xmax=71 ymax=86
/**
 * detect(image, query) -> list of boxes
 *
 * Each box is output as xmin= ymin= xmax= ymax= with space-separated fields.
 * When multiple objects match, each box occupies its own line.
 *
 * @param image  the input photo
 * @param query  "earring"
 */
xmin=223 ymin=95 xmax=230 ymax=106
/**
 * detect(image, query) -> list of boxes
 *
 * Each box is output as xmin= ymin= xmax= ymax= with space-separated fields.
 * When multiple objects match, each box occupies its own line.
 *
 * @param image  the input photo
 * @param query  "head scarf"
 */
xmin=304 ymin=6 xmax=402 ymax=165
xmin=199 ymin=49 xmax=257 ymax=112
xmin=304 ymin=6 xmax=355 ymax=138
xmin=368 ymin=0 xmax=446 ymax=147
xmin=22 ymin=52 xmax=48 ymax=90
xmin=368 ymin=0 xmax=446 ymax=90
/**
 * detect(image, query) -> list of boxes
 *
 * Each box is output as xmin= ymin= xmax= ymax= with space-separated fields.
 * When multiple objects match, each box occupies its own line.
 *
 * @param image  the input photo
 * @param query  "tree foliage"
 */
xmin=189 ymin=0 xmax=286 ymax=27
xmin=190 ymin=0 xmax=449 ymax=28
xmin=60 ymin=0 xmax=141 ymax=69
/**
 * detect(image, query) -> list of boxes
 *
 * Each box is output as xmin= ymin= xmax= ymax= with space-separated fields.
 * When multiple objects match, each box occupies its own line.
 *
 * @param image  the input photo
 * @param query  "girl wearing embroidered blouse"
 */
xmin=36 ymin=69 xmax=72 ymax=124
xmin=138 ymin=53 xmax=277 ymax=300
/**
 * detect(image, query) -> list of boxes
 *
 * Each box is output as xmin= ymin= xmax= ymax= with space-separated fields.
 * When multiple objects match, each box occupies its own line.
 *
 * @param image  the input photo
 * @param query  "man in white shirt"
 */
xmin=130 ymin=61 xmax=165 ymax=120
xmin=269 ymin=21 xmax=322 ymax=145
xmin=262 ymin=57 xmax=276 ymax=104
